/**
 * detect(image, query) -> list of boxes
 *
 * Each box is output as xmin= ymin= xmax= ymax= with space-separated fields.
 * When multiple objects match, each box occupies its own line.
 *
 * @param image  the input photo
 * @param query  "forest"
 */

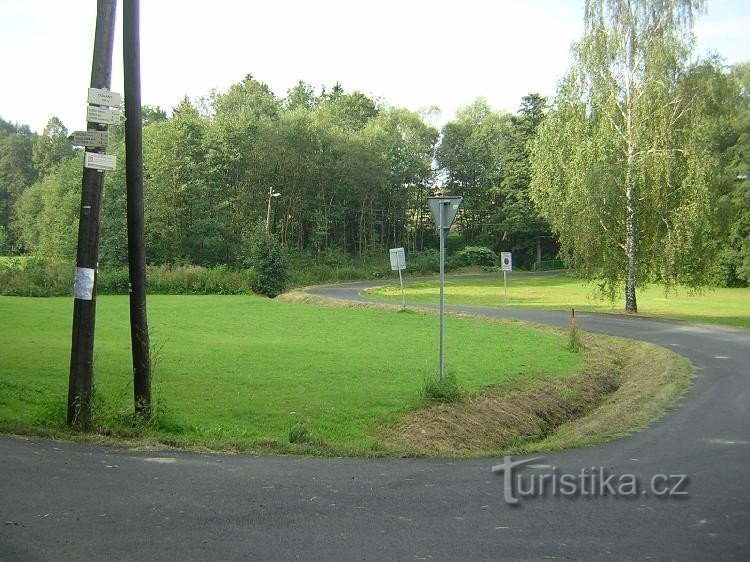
xmin=0 ymin=64 xmax=748 ymax=291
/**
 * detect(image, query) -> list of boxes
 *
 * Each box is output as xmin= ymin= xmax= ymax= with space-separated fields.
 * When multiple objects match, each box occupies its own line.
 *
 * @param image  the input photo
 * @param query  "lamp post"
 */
xmin=266 ymin=186 xmax=281 ymax=234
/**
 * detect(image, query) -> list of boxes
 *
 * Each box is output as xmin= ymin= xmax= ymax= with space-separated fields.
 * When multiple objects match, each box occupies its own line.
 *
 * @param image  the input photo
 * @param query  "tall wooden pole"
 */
xmin=67 ymin=0 xmax=118 ymax=429
xmin=123 ymin=0 xmax=151 ymax=418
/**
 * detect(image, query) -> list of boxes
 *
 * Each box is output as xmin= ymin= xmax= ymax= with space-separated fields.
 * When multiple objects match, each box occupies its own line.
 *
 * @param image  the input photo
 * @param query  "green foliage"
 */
xmin=530 ymin=1 xmax=731 ymax=310
xmin=567 ymin=323 xmax=584 ymax=353
xmin=2 ymin=60 xmax=744 ymax=296
xmin=288 ymin=422 xmax=320 ymax=445
xmin=450 ymin=246 xmax=498 ymax=268
xmin=14 ymin=154 xmax=81 ymax=259
xmin=0 ymin=260 xmax=257 ymax=297
xmin=32 ymin=117 xmax=74 ymax=178
xmin=710 ymin=63 xmax=750 ymax=287
xmin=533 ymin=259 xmax=565 ymax=271
xmin=422 ymin=374 xmax=462 ymax=404
xmin=0 ymin=117 xmax=37 ymax=251
xmin=0 ymin=226 xmax=7 ymax=254
xmin=249 ymin=227 xmax=289 ymax=298
xmin=0 ymin=256 xmax=72 ymax=296
xmin=285 ymin=250 xmax=391 ymax=286
xmin=405 ymin=249 xmax=440 ymax=274
xmin=143 ymin=265 xmax=255 ymax=295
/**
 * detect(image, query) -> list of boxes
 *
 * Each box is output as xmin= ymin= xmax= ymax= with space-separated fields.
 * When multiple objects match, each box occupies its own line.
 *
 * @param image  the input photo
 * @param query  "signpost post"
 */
xmin=501 ymin=251 xmax=512 ymax=304
xmin=389 ymin=247 xmax=407 ymax=309
xmin=68 ymin=0 xmax=118 ymax=429
xmin=427 ymin=196 xmax=462 ymax=382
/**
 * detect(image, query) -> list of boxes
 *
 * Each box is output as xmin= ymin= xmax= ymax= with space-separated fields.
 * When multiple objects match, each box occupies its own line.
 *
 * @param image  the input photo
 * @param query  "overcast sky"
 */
xmin=1 ymin=0 xmax=748 ymax=134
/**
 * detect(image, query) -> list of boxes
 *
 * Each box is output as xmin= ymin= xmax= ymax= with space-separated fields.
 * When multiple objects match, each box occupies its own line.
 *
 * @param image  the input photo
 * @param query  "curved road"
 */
xmin=1 ymin=279 xmax=748 ymax=560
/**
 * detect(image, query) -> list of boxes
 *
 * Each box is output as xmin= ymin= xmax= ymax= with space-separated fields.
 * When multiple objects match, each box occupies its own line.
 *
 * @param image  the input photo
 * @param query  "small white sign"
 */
xmin=501 ymin=252 xmax=512 ymax=272
xmin=389 ymin=247 xmax=406 ymax=271
xmin=88 ymin=87 xmax=121 ymax=107
xmin=86 ymin=105 xmax=121 ymax=125
xmin=69 ymin=130 xmax=109 ymax=148
xmin=84 ymin=151 xmax=116 ymax=171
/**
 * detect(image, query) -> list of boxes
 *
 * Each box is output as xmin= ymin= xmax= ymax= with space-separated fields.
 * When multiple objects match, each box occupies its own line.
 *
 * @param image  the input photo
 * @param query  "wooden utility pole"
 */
xmin=68 ymin=0 xmax=118 ymax=429
xmin=123 ymin=0 xmax=151 ymax=418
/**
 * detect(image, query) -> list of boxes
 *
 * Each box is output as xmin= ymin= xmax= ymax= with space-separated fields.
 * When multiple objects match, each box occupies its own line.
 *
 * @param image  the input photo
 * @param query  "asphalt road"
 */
xmin=2 ymin=279 xmax=748 ymax=561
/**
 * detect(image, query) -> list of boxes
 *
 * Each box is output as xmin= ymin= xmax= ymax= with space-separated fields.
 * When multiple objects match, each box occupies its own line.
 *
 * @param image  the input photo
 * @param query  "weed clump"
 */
xmin=288 ymin=422 xmax=317 ymax=444
xmin=567 ymin=309 xmax=584 ymax=352
xmin=422 ymin=374 xmax=462 ymax=404
xmin=568 ymin=324 xmax=584 ymax=352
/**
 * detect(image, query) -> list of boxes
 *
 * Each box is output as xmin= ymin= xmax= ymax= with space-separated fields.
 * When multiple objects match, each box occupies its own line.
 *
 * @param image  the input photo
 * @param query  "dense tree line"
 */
xmin=1 ymin=65 xmax=747 ymax=286
xmin=1 ymin=76 xmax=551 ymax=269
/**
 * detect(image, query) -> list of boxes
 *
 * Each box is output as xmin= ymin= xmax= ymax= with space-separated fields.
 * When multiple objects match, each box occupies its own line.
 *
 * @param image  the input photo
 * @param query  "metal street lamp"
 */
xmin=266 ymin=186 xmax=281 ymax=234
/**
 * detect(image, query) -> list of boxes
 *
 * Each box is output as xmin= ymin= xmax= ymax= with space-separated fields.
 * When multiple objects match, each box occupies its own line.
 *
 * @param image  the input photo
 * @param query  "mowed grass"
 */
xmin=0 ymin=295 xmax=582 ymax=453
xmin=367 ymin=273 xmax=750 ymax=328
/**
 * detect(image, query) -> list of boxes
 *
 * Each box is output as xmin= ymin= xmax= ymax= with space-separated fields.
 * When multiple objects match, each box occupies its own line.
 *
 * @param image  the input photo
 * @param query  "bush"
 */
xmin=450 ymin=246 xmax=498 ymax=268
xmin=406 ymin=249 xmax=440 ymax=274
xmin=422 ymin=374 xmax=462 ymax=403
xmin=97 ymin=267 xmax=131 ymax=294
xmin=568 ymin=322 xmax=584 ymax=353
xmin=286 ymin=255 xmax=392 ymax=287
xmin=1 ymin=259 xmax=261 ymax=297
xmin=250 ymin=231 xmax=289 ymax=298
xmin=0 ymin=256 xmax=72 ymax=296
xmin=446 ymin=231 xmax=463 ymax=254
xmin=145 ymin=265 xmax=255 ymax=295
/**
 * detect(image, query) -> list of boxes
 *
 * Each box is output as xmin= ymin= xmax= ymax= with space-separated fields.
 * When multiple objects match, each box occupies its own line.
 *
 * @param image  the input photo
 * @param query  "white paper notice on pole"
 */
xmin=88 ymin=87 xmax=121 ymax=107
xmin=389 ymin=247 xmax=406 ymax=271
xmin=84 ymin=151 xmax=116 ymax=171
xmin=501 ymin=252 xmax=512 ymax=272
xmin=73 ymin=267 xmax=95 ymax=300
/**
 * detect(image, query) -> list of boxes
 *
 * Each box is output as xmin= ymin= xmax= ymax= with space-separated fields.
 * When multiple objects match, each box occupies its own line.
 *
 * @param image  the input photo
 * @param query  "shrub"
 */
xmin=450 ymin=246 xmax=498 ymax=268
xmin=568 ymin=323 xmax=584 ymax=353
xmin=422 ymin=374 xmax=462 ymax=403
xmin=446 ymin=231 xmax=463 ymax=254
xmin=288 ymin=422 xmax=318 ymax=444
xmin=97 ymin=267 xmax=131 ymax=294
xmin=406 ymin=249 xmax=440 ymax=274
xmin=145 ymin=265 xmax=255 ymax=295
xmin=250 ymin=231 xmax=289 ymax=298
xmin=0 ymin=256 xmax=72 ymax=296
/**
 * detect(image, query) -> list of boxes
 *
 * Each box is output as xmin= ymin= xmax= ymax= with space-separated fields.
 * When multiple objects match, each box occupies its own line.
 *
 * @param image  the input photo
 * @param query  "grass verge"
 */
xmin=365 ymin=273 xmax=750 ymax=328
xmin=382 ymin=333 xmax=692 ymax=456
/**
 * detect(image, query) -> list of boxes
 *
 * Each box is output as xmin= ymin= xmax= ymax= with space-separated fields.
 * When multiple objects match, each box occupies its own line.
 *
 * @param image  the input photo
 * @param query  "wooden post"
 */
xmin=123 ymin=0 xmax=152 ymax=418
xmin=67 ymin=0 xmax=118 ymax=429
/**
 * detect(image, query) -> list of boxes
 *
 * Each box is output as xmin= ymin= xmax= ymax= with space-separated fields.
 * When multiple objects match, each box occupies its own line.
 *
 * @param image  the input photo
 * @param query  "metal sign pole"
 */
xmin=426 ymin=195 xmax=461 ymax=385
xmin=504 ymin=270 xmax=507 ymax=305
xmin=439 ymin=202 xmax=446 ymax=382
xmin=398 ymin=267 xmax=406 ymax=310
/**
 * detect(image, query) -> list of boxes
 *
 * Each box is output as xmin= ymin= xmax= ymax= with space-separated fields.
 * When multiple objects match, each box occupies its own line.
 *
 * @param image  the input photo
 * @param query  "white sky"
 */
xmin=1 ymin=0 xmax=749 ymax=134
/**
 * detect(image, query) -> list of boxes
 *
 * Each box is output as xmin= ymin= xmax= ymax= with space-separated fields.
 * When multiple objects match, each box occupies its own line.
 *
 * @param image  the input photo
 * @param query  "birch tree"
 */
xmin=530 ymin=0 xmax=723 ymax=312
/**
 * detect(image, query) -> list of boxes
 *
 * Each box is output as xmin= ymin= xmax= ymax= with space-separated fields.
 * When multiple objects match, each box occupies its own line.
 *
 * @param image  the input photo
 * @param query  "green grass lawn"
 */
xmin=0 ymin=295 xmax=582 ymax=453
xmin=366 ymin=273 xmax=750 ymax=328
